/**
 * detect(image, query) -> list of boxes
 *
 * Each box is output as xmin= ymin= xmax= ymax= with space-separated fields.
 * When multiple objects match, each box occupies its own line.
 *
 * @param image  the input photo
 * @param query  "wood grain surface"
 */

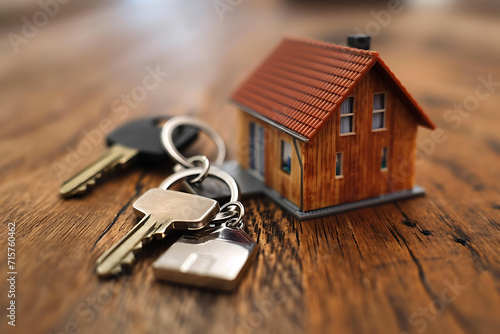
xmin=1 ymin=1 xmax=499 ymax=334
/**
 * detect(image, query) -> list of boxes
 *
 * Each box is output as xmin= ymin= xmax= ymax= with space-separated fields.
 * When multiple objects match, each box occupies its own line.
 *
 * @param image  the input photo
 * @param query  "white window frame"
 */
xmin=340 ymin=96 xmax=355 ymax=136
xmin=372 ymin=92 xmax=387 ymax=131
xmin=335 ymin=152 xmax=344 ymax=179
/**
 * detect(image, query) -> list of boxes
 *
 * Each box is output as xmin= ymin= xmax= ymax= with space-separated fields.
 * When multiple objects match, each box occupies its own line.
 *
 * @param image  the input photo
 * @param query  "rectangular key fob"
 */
xmin=153 ymin=224 xmax=258 ymax=291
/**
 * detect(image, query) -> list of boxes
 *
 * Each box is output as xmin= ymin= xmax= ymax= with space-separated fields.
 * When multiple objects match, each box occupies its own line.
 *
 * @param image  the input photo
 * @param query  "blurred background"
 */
xmin=1 ymin=0 xmax=499 ymax=169
xmin=1 ymin=1 xmax=499 ymax=333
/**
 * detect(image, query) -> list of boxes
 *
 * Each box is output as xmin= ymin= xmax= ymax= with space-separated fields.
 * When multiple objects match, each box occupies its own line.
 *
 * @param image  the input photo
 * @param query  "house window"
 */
xmin=340 ymin=96 xmax=355 ymax=134
xmin=249 ymin=122 xmax=265 ymax=178
xmin=335 ymin=152 xmax=343 ymax=178
xmin=372 ymin=93 xmax=386 ymax=130
xmin=281 ymin=140 xmax=291 ymax=174
xmin=381 ymin=147 xmax=388 ymax=170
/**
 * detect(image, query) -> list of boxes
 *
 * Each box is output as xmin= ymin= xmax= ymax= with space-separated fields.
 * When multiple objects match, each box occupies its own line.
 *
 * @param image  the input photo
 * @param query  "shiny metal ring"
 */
xmin=220 ymin=201 xmax=245 ymax=229
xmin=225 ymin=218 xmax=244 ymax=230
xmin=159 ymin=166 xmax=239 ymax=202
xmin=161 ymin=116 xmax=226 ymax=167
xmin=185 ymin=155 xmax=210 ymax=184
xmin=211 ymin=210 xmax=239 ymax=223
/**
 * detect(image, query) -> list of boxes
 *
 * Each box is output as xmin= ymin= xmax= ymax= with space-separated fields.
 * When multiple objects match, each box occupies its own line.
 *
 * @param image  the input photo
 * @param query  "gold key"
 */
xmin=60 ymin=144 xmax=137 ymax=197
xmin=59 ymin=117 xmax=198 ymax=197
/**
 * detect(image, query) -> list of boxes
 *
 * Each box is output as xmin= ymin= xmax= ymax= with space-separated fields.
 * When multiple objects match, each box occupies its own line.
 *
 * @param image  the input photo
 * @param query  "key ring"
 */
xmin=159 ymin=166 xmax=240 ymax=202
xmin=161 ymin=116 xmax=226 ymax=168
xmin=219 ymin=201 xmax=245 ymax=229
xmin=185 ymin=155 xmax=210 ymax=184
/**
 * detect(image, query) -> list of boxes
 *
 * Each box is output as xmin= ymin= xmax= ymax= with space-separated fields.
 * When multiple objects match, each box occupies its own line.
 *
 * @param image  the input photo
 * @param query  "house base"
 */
xmin=218 ymin=161 xmax=426 ymax=220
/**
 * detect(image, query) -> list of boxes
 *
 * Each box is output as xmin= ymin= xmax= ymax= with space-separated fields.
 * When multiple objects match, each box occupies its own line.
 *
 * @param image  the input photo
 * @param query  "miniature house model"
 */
xmin=230 ymin=36 xmax=435 ymax=220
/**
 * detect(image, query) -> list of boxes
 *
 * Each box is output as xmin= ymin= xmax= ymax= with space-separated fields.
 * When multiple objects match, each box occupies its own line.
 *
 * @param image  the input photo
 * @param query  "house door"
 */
xmin=249 ymin=122 xmax=265 ymax=179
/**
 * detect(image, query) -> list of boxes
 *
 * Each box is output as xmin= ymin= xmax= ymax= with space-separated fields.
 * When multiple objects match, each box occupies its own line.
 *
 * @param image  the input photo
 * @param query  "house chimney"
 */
xmin=347 ymin=35 xmax=371 ymax=50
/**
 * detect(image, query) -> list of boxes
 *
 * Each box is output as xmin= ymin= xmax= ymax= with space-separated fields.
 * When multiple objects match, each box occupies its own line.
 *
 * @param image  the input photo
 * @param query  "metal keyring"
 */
xmin=161 ymin=116 xmax=226 ymax=168
xmin=185 ymin=155 xmax=210 ymax=184
xmin=219 ymin=201 xmax=245 ymax=229
xmin=159 ymin=166 xmax=239 ymax=202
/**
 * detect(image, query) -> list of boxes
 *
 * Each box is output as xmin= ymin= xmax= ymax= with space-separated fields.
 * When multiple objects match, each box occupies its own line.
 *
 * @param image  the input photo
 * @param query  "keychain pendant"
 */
xmin=153 ymin=224 xmax=258 ymax=291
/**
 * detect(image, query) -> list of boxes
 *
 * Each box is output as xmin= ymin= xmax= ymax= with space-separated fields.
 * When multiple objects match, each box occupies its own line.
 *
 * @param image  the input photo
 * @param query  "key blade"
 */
xmin=60 ymin=144 xmax=138 ymax=197
xmin=95 ymin=214 xmax=161 ymax=277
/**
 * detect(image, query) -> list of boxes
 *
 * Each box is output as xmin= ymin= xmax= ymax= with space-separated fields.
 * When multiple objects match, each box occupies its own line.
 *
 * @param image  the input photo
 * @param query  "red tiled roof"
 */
xmin=231 ymin=37 xmax=435 ymax=141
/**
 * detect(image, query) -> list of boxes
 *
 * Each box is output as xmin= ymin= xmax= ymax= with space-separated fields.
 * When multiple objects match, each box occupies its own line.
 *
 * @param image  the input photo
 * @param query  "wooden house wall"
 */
xmin=237 ymin=111 xmax=303 ymax=208
xmin=302 ymin=66 xmax=418 ymax=211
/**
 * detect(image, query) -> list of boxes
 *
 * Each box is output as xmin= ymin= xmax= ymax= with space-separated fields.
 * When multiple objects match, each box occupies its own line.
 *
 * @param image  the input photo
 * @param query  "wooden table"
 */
xmin=1 ymin=1 xmax=499 ymax=333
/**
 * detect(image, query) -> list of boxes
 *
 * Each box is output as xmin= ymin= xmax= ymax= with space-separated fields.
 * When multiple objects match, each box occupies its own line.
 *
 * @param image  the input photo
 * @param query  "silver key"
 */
xmin=95 ymin=189 xmax=219 ymax=277
xmin=153 ymin=218 xmax=259 ymax=291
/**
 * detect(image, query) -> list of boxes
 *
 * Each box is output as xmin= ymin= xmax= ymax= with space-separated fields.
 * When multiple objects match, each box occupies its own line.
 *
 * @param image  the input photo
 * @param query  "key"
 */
xmin=153 ymin=220 xmax=259 ymax=291
xmin=95 ymin=188 xmax=219 ymax=277
xmin=60 ymin=116 xmax=198 ymax=197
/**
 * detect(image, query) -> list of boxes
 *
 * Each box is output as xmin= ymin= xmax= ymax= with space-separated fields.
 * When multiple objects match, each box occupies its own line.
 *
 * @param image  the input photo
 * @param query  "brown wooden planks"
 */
xmin=303 ymin=68 xmax=419 ymax=211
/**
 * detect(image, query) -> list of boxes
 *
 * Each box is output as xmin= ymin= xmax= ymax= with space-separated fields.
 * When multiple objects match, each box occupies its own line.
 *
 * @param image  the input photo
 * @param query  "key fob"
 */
xmin=153 ymin=224 xmax=259 ymax=291
xmin=106 ymin=116 xmax=198 ymax=164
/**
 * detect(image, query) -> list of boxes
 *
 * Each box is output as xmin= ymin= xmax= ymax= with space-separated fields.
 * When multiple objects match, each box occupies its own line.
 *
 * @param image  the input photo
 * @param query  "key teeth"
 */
xmin=153 ymin=232 xmax=166 ymax=240
xmin=96 ymin=263 xmax=123 ymax=277
xmin=132 ymin=242 xmax=143 ymax=252
xmin=65 ymin=177 xmax=98 ymax=197
xmin=153 ymin=225 xmax=168 ymax=239
xmin=132 ymin=235 xmax=154 ymax=252
xmin=79 ymin=176 xmax=98 ymax=192
xmin=61 ymin=145 xmax=139 ymax=197
xmin=109 ymin=265 xmax=123 ymax=276
xmin=63 ymin=171 xmax=108 ymax=197
xmin=120 ymin=252 xmax=136 ymax=266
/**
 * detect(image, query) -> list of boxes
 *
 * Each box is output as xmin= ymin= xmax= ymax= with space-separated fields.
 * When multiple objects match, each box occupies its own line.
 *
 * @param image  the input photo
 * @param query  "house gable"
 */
xmin=301 ymin=65 xmax=420 ymax=210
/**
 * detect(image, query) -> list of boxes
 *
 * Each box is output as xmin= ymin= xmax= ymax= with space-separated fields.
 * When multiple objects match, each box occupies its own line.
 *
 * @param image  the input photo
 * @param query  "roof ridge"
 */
xmin=283 ymin=36 xmax=378 ymax=58
xmin=231 ymin=37 xmax=434 ymax=141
